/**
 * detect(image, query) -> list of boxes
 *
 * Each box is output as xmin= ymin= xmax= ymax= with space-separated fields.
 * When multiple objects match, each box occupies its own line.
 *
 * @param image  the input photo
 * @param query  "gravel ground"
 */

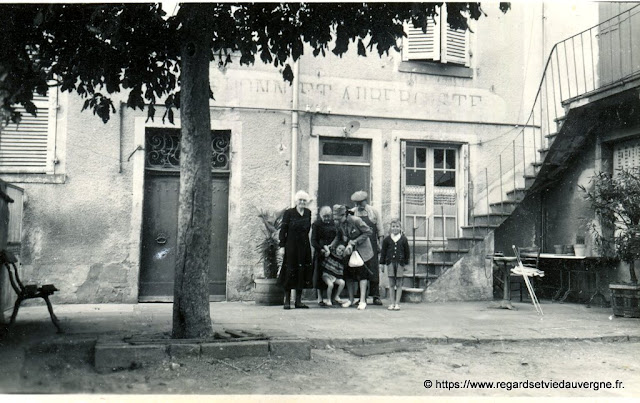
xmin=10 ymin=339 xmax=639 ymax=397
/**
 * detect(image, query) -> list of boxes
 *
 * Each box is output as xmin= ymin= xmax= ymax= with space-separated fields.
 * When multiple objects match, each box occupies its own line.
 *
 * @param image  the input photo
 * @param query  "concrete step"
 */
xmin=538 ymin=147 xmax=550 ymax=160
xmin=524 ymin=174 xmax=537 ymax=187
xmin=416 ymin=261 xmax=454 ymax=277
xmin=461 ymin=224 xmax=498 ymax=238
xmin=489 ymin=200 xmax=519 ymax=214
xmin=469 ymin=212 xmax=511 ymax=226
xmin=446 ymin=236 xmax=484 ymax=250
xmin=506 ymin=187 xmax=528 ymax=202
xmin=430 ymin=248 xmax=468 ymax=262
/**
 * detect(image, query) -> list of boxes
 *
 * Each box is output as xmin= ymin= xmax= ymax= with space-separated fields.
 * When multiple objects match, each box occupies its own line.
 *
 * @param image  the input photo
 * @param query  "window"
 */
xmin=0 ymin=92 xmax=57 ymax=174
xmin=402 ymin=6 xmax=470 ymax=67
xmin=613 ymin=137 xmax=640 ymax=172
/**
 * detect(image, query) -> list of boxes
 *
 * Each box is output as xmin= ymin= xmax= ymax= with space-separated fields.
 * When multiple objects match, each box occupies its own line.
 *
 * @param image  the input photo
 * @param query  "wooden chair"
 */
xmin=0 ymin=250 xmax=63 ymax=333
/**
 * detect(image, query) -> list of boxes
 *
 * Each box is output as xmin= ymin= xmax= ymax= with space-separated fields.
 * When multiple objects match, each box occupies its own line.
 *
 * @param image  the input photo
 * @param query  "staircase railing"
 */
xmin=469 ymin=5 xmax=640 ymax=218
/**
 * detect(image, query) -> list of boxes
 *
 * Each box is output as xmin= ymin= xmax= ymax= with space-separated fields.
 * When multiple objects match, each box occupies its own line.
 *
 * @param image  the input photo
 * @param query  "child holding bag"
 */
xmin=380 ymin=219 xmax=410 ymax=310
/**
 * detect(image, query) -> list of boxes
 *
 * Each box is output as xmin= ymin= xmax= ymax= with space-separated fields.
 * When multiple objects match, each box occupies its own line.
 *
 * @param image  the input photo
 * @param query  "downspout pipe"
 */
xmin=290 ymin=60 xmax=300 ymax=206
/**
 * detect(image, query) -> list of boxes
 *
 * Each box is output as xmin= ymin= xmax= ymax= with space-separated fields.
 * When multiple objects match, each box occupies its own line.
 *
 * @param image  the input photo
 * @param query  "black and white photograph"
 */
xmin=0 ymin=1 xmax=639 ymax=400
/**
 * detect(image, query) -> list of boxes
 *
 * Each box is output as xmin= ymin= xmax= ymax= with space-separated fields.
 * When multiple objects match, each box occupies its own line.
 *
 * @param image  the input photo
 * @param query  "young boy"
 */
xmin=380 ymin=219 xmax=410 ymax=310
xmin=321 ymin=244 xmax=347 ymax=306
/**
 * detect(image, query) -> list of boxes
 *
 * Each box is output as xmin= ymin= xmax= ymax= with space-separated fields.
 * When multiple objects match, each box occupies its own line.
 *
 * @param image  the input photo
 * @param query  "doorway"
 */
xmin=317 ymin=138 xmax=371 ymax=210
xmin=402 ymin=141 xmax=460 ymax=240
xmin=139 ymin=128 xmax=230 ymax=302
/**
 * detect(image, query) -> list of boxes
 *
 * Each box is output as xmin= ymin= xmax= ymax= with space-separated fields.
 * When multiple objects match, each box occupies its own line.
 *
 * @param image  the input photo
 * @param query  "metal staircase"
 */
xmin=402 ymin=6 xmax=640 ymax=297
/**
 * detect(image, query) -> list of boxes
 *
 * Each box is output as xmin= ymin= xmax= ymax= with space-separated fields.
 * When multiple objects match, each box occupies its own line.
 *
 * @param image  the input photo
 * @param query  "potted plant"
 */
xmin=581 ymin=167 xmax=640 ymax=317
xmin=254 ymin=209 xmax=286 ymax=305
xmin=574 ymin=235 xmax=586 ymax=257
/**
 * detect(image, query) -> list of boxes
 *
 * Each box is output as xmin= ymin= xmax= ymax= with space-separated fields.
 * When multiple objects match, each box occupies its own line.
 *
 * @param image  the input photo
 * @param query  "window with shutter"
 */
xmin=0 ymin=91 xmax=57 ymax=174
xmin=402 ymin=7 xmax=470 ymax=67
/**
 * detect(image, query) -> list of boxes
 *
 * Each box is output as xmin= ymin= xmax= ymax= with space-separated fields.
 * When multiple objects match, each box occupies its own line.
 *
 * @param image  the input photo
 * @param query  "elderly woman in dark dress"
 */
xmin=278 ymin=190 xmax=313 ymax=309
xmin=311 ymin=205 xmax=337 ymax=306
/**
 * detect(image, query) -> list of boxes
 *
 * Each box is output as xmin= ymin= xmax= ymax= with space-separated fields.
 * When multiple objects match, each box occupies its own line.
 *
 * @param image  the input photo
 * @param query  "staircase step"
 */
xmin=524 ymin=174 xmax=537 ymax=187
xmin=489 ymin=200 xmax=519 ymax=214
xmin=431 ymin=248 xmax=469 ymax=261
xmin=402 ymin=272 xmax=439 ymax=280
xmin=447 ymin=237 xmax=484 ymax=250
xmin=506 ymin=187 xmax=528 ymax=202
xmin=470 ymin=212 xmax=511 ymax=226
xmin=538 ymin=147 xmax=550 ymax=160
xmin=461 ymin=224 xmax=498 ymax=238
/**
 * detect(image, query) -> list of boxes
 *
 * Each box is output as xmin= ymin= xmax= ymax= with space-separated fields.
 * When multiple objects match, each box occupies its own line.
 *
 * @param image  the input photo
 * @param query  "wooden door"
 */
xmin=139 ymin=128 xmax=230 ymax=301
xmin=317 ymin=138 xmax=370 ymax=209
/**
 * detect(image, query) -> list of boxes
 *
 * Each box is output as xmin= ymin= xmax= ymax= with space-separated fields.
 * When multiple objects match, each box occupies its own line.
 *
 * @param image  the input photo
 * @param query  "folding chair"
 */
xmin=512 ymin=245 xmax=544 ymax=315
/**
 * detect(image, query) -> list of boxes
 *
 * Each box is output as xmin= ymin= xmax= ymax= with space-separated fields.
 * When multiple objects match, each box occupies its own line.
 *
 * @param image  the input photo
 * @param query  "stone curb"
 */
xmin=94 ymin=338 xmax=311 ymax=373
xmin=307 ymin=335 xmax=640 ymax=349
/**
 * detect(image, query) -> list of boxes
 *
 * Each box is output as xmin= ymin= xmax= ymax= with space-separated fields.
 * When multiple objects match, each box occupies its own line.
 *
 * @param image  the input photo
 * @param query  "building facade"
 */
xmin=0 ymin=3 xmax=605 ymax=304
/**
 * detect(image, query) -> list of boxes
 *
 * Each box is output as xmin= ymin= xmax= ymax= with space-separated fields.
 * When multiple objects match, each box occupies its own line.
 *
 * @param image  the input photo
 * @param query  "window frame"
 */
xmin=402 ymin=6 xmax=471 ymax=68
xmin=0 ymin=89 xmax=58 ymax=174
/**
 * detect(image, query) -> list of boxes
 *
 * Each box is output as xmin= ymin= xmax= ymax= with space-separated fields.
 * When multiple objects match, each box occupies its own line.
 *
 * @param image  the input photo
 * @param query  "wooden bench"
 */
xmin=0 ymin=250 xmax=63 ymax=333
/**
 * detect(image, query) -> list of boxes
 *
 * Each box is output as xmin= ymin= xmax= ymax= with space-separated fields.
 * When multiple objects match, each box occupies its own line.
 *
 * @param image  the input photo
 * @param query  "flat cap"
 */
xmin=351 ymin=191 xmax=368 ymax=202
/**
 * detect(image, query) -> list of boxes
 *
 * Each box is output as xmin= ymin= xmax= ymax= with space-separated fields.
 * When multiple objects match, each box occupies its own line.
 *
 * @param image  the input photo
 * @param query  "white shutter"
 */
xmin=440 ymin=7 xmax=470 ymax=66
xmin=0 ymin=92 xmax=55 ymax=173
xmin=402 ymin=16 xmax=441 ymax=62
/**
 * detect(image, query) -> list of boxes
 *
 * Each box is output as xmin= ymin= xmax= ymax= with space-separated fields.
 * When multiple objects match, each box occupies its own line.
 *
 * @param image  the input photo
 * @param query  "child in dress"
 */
xmin=380 ymin=219 xmax=410 ymax=310
xmin=321 ymin=244 xmax=347 ymax=306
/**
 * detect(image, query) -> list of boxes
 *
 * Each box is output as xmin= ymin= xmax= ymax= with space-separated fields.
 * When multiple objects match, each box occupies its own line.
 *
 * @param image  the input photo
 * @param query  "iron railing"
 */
xmin=469 ymin=5 xmax=640 ymax=219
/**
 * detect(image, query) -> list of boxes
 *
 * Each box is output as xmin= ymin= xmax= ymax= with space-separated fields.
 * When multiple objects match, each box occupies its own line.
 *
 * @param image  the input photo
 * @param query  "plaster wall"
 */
xmin=12 ymin=93 xmax=139 ymax=303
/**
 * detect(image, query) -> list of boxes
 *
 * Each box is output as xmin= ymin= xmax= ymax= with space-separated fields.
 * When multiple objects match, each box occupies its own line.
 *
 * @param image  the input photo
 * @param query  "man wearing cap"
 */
xmin=350 ymin=190 xmax=384 ymax=306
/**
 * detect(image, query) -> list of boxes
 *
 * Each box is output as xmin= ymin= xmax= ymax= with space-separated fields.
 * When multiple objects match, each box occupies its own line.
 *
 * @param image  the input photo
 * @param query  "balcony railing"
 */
xmin=469 ymin=5 xmax=640 ymax=219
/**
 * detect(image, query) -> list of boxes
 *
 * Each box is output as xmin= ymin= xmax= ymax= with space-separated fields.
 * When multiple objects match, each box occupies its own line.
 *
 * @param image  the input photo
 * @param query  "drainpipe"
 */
xmin=290 ymin=60 xmax=300 ymax=206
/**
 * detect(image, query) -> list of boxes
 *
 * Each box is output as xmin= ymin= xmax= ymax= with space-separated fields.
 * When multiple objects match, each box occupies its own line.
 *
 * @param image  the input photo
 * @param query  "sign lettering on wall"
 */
xmin=211 ymin=70 xmax=506 ymax=122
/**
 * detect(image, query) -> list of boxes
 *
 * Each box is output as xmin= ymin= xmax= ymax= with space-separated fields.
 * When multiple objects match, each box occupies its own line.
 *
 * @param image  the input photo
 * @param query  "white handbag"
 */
xmin=348 ymin=250 xmax=364 ymax=267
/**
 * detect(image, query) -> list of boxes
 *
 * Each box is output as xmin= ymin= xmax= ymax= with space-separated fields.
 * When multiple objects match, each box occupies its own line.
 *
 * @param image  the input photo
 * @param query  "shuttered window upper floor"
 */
xmin=400 ymin=7 xmax=472 ymax=78
xmin=0 ymin=90 xmax=57 ymax=174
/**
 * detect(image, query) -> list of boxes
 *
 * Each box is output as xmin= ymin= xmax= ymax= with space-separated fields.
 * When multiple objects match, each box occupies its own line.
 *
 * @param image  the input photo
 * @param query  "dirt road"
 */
xmin=11 ymin=339 xmax=640 ymax=397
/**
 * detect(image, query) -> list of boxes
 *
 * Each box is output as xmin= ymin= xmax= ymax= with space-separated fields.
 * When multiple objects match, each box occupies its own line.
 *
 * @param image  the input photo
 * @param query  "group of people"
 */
xmin=277 ymin=189 xmax=410 ymax=311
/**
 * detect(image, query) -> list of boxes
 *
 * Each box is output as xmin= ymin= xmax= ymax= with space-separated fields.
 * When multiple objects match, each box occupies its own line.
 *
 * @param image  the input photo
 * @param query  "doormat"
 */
xmin=344 ymin=341 xmax=427 ymax=357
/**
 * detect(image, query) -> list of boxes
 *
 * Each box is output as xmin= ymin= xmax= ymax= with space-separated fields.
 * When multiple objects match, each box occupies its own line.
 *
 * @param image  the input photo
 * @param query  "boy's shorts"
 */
xmin=387 ymin=263 xmax=405 ymax=279
xmin=322 ymin=272 xmax=344 ymax=284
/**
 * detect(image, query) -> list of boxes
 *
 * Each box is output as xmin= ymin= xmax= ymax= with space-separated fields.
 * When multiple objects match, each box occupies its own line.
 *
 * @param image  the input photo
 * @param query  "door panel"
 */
xmin=139 ymin=173 xmax=229 ymax=302
xmin=402 ymin=142 xmax=459 ymax=240
xmin=139 ymin=172 xmax=180 ymax=300
xmin=318 ymin=165 xmax=370 ymax=209
xmin=209 ymin=176 xmax=229 ymax=300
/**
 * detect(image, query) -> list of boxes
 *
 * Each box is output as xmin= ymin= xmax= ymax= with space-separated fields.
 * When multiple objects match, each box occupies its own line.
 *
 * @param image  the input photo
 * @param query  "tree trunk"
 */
xmin=172 ymin=4 xmax=214 ymax=339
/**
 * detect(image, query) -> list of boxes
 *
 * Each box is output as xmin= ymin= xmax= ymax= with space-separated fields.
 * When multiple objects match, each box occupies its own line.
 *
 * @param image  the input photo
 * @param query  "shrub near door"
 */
xmin=254 ymin=209 xmax=286 ymax=305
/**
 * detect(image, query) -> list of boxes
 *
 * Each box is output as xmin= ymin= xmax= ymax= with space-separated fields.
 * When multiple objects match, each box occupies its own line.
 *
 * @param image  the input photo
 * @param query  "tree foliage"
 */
xmin=1 ymin=2 xmax=510 ymax=124
xmin=581 ymin=168 xmax=640 ymax=283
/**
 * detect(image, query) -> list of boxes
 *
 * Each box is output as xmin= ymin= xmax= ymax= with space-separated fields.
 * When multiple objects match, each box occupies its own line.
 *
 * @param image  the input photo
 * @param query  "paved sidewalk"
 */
xmin=2 ymin=298 xmax=639 ymax=347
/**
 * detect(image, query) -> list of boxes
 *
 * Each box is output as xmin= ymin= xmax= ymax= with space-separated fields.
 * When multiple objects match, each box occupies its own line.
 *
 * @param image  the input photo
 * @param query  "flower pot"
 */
xmin=553 ymin=245 xmax=565 ymax=254
xmin=609 ymin=283 xmax=640 ymax=318
xmin=254 ymin=278 xmax=284 ymax=306
xmin=574 ymin=244 xmax=586 ymax=257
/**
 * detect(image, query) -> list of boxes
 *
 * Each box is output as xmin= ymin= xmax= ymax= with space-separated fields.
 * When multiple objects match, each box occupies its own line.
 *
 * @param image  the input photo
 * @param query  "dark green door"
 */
xmin=317 ymin=138 xmax=371 ymax=209
xmin=139 ymin=128 xmax=230 ymax=302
